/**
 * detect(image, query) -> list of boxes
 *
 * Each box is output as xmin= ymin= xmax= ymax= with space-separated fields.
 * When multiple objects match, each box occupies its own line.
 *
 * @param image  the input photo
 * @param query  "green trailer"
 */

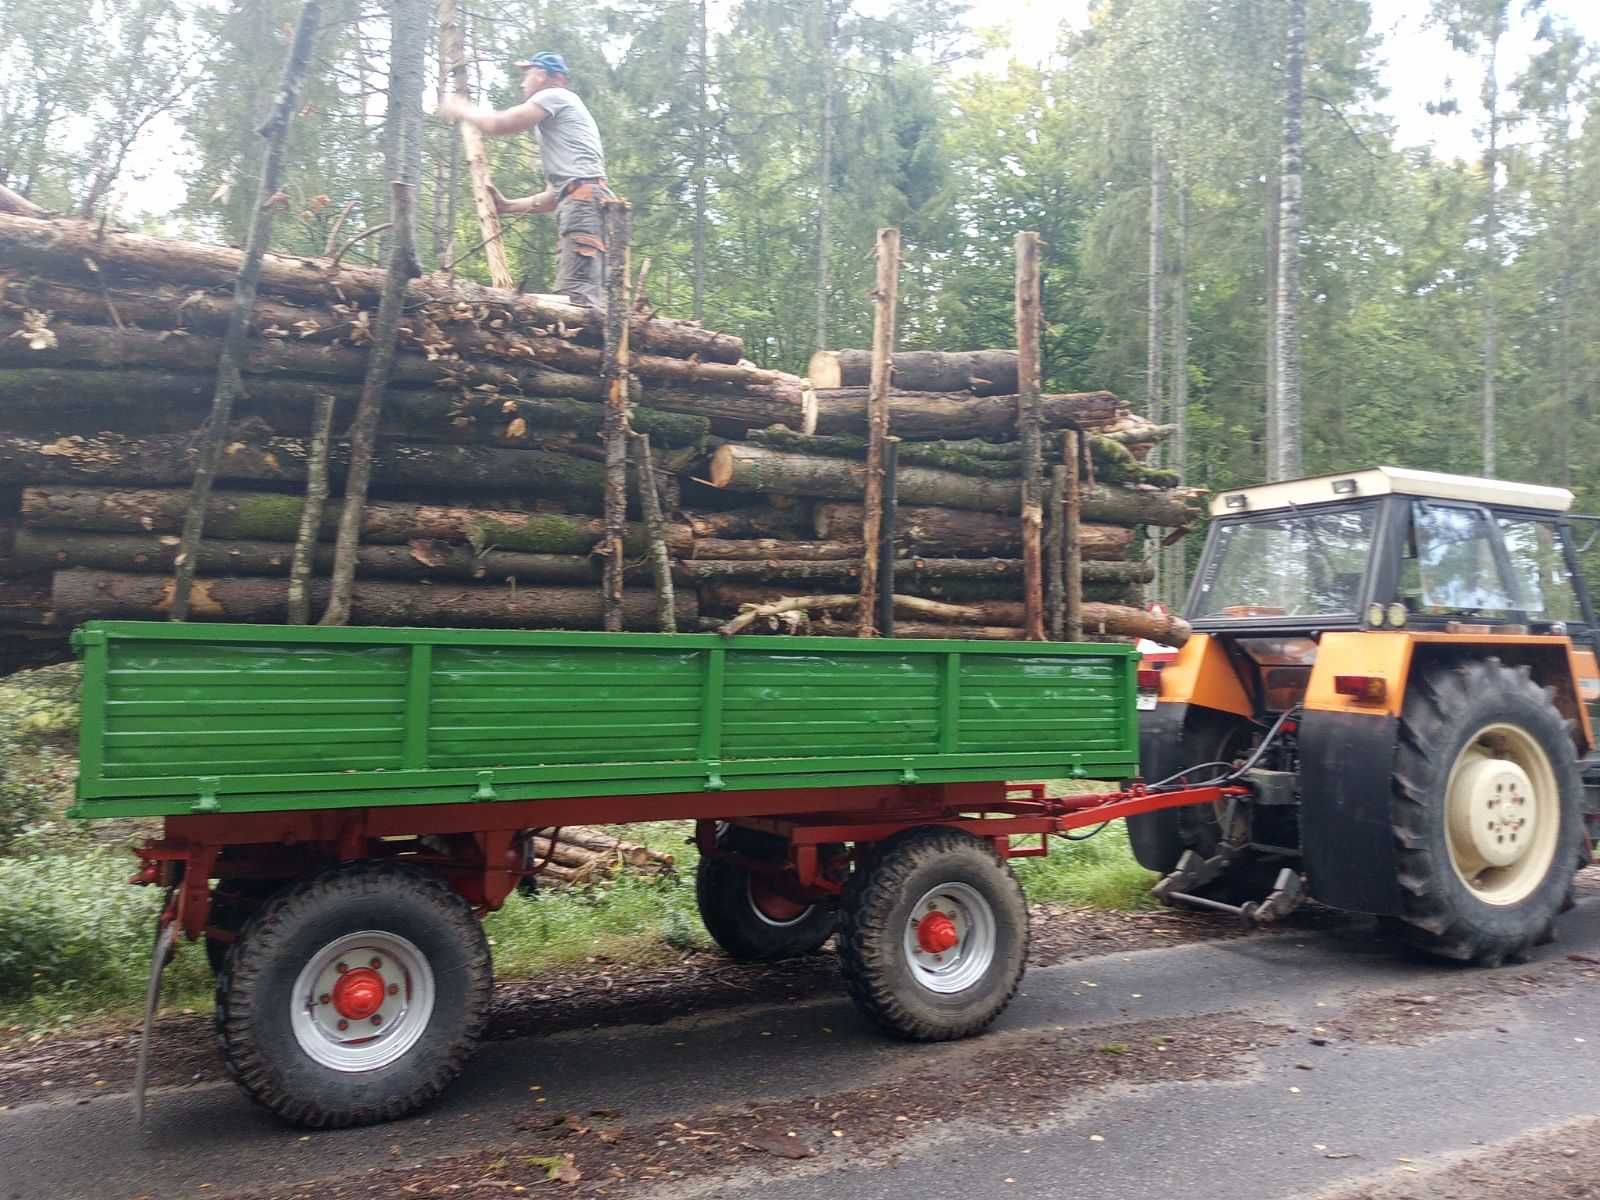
xmin=73 ymin=620 xmax=1226 ymax=1128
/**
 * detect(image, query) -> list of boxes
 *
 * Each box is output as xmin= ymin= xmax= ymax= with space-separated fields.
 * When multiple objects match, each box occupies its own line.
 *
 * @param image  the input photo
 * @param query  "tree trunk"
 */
xmin=806 ymin=349 xmax=1019 ymax=396
xmin=0 ymin=429 xmax=610 ymax=497
xmin=0 ymin=213 xmax=744 ymax=364
xmin=812 ymin=388 xmax=1122 ymax=439
xmin=1166 ymin=183 xmax=1190 ymax=609
xmin=858 ymin=228 xmax=899 ymax=636
xmin=676 ymin=555 xmax=1149 ymax=586
xmin=812 ymin=502 xmax=1135 ymax=559
xmin=14 ymin=528 xmax=675 ymax=585
xmin=713 ymin=444 xmax=1200 ymax=524
xmin=692 ymin=0 xmax=709 ymax=322
xmin=286 ymin=394 xmax=334 ymax=623
xmin=1264 ymin=171 xmax=1280 ymax=476
xmin=52 ymin=568 xmax=696 ymax=628
xmin=170 ymin=0 xmax=322 ymax=620
xmin=1271 ymin=0 xmax=1305 ymax=482
xmin=437 ymin=0 xmax=513 ymax=289
xmin=814 ymin=0 xmax=834 ymax=355
xmin=1481 ymin=12 xmax=1502 ymax=476
xmin=19 ymin=485 xmax=694 ymax=554
xmin=1015 ymin=230 xmax=1044 ymax=641
xmin=629 ymin=432 xmax=677 ymax=632
xmin=698 ymin=581 xmax=1146 ymax=615
xmin=682 ymin=507 xmax=808 ymax=540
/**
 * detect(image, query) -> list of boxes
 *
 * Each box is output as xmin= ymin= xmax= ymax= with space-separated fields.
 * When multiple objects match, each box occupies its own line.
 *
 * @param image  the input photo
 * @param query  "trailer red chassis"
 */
xmin=135 ymin=780 xmax=1242 ymax=943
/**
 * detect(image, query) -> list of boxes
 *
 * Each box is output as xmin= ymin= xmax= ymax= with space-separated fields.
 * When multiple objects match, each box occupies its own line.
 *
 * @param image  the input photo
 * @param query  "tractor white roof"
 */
xmin=1209 ymin=467 xmax=1574 ymax=517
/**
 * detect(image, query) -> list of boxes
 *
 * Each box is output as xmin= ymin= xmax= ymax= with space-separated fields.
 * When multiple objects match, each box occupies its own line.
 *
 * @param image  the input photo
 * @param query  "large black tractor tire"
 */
xmin=838 ymin=827 xmax=1028 ymax=1041
xmin=1129 ymin=708 xmax=1280 ymax=904
xmin=215 ymin=860 xmax=493 ymax=1128
xmin=696 ymin=826 xmax=837 ymax=961
xmin=1392 ymin=659 xmax=1583 ymax=965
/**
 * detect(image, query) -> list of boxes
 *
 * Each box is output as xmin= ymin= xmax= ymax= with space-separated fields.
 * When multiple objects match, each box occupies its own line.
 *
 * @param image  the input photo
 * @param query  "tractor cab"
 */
xmin=1133 ymin=467 xmax=1600 ymax=960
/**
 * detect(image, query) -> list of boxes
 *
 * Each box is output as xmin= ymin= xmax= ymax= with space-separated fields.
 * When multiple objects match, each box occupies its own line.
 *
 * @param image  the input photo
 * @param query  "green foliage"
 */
xmin=0 ymin=845 xmax=212 ymax=1023
xmin=1009 ymin=821 xmax=1159 ymax=910
xmin=0 ymin=665 xmax=82 ymax=853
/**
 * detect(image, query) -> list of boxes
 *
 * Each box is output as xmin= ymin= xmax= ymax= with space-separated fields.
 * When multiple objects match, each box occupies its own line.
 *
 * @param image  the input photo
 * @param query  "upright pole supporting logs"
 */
xmin=1015 ymin=231 xmax=1045 ymax=641
xmin=878 ymin=437 xmax=899 ymax=637
xmin=600 ymin=198 xmax=634 ymax=632
xmin=437 ymin=0 xmax=514 ymax=290
xmin=1063 ymin=429 xmax=1083 ymax=642
xmin=629 ymin=430 xmax=677 ymax=633
xmin=857 ymin=227 xmax=900 ymax=637
xmin=1047 ymin=462 xmax=1065 ymax=640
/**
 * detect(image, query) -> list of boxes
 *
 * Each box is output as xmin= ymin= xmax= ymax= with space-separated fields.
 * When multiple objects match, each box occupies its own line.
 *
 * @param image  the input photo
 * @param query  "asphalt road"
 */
xmin=3 ymin=901 xmax=1598 ymax=1200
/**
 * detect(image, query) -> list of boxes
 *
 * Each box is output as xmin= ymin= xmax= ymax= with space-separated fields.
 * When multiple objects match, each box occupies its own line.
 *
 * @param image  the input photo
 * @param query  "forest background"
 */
xmin=4 ymin=0 xmax=1599 ymax=604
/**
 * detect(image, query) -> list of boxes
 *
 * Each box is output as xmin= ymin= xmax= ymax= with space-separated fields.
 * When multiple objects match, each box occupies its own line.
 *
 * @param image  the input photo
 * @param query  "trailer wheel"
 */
xmin=1393 ymin=659 xmax=1583 ymax=965
xmin=838 ymin=827 xmax=1028 ymax=1041
xmin=215 ymin=861 xmax=493 ymax=1128
xmin=696 ymin=826 xmax=836 ymax=961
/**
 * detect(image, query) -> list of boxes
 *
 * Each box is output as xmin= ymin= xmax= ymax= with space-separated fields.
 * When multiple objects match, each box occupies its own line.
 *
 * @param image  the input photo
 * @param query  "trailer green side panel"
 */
xmin=70 ymin=622 xmax=1139 ymax=819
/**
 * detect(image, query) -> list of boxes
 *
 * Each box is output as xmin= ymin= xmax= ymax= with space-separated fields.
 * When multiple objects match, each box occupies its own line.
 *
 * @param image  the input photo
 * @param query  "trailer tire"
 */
xmin=697 ymin=826 xmax=836 ymax=961
xmin=838 ymin=827 xmax=1028 ymax=1041
xmin=1393 ymin=658 xmax=1583 ymax=966
xmin=215 ymin=861 xmax=493 ymax=1128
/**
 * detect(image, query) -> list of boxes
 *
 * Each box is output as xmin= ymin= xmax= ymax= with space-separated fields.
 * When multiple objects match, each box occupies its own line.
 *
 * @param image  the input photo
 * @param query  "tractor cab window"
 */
xmin=1192 ymin=505 xmax=1375 ymax=619
xmin=1401 ymin=503 xmax=1517 ymax=616
xmin=1498 ymin=517 xmax=1582 ymax=623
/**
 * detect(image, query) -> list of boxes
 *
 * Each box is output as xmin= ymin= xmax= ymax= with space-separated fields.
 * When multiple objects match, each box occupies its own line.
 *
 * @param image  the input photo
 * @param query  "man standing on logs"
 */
xmin=439 ymin=51 xmax=612 ymax=309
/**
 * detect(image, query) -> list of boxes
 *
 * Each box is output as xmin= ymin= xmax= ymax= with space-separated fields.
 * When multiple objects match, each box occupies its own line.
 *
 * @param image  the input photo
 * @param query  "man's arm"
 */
xmin=438 ymin=94 xmax=548 ymax=136
xmin=487 ymin=183 xmax=558 ymax=215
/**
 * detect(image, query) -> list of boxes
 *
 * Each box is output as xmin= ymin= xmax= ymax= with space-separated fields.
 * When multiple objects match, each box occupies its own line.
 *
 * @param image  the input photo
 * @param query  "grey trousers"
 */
xmin=554 ymin=191 xmax=607 ymax=310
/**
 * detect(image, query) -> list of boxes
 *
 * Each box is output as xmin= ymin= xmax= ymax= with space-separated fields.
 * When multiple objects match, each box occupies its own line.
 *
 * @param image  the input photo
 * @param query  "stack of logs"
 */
xmin=0 ymin=210 xmax=1199 ymax=669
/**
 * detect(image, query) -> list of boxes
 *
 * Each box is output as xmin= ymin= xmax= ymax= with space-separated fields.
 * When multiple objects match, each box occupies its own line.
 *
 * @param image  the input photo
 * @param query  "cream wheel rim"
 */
xmin=1443 ymin=722 xmax=1560 ymax=906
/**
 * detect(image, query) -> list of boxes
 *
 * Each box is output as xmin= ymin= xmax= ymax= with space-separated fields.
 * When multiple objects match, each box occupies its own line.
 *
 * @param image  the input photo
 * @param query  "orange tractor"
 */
xmin=1134 ymin=467 xmax=1600 ymax=963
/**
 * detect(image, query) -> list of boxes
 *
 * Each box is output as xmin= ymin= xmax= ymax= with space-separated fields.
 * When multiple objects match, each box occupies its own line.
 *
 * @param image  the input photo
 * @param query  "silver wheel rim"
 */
xmin=902 ymin=882 xmax=996 ymax=994
xmin=290 ymin=930 xmax=435 ymax=1072
xmin=1443 ymin=722 xmax=1561 ymax=907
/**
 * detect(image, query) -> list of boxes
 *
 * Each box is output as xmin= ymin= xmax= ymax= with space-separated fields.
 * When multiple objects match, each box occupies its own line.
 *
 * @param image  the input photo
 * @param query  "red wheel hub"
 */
xmin=331 ymin=967 xmax=386 ymax=1020
xmin=915 ymin=912 xmax=959 ymax=955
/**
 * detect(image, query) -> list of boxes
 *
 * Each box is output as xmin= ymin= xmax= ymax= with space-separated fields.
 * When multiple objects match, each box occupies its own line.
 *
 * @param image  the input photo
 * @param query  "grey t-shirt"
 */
xmin=529 ymin=87 xmax=606 ymax=191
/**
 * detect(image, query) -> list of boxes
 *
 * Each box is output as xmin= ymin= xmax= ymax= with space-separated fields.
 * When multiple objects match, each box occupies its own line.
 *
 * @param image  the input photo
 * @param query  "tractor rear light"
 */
xmin=1333 ymin=674 xmax=1387 ymax=703
xmin=1137 ymin=668 xmax=1162 ymax=690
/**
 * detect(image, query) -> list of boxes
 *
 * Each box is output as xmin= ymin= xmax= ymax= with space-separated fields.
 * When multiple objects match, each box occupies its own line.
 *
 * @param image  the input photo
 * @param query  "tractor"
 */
xmin=1133 ymin=466 xmax=1600 ymax=964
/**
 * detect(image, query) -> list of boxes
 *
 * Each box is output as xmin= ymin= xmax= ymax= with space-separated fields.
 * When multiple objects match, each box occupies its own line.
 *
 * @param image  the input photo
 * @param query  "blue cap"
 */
xmin=516 ymin=51 xmax=569 ymax=76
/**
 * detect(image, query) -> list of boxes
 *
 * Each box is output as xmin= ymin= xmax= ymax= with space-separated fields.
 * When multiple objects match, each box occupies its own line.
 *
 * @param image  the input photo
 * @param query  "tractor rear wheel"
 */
xmin=1392 ymin=659 xmax=1582 ymax=965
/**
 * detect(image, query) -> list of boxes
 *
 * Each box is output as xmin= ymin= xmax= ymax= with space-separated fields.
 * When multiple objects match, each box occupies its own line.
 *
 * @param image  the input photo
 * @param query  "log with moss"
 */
xmin=811 ymin=502 xmax=1136 ymax=559
xmin=18 ymin=486 xmax=694 ymax=555
xmin=711 ymin=443 xmax=1203 ymax=525
xmin=50 ymin=568 xmax=697 ymax=628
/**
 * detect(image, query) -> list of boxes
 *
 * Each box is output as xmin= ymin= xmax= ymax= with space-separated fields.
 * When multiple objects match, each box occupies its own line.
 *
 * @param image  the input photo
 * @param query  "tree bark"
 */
xmin=713 ymin=444 xmax=1200 ymax=524
xmin=170 ymin=0 xmax=321 ymax=620
xmin=812 ymin=502 xmax=1135 ymax=559
xmin=0 ymin=213 xmax=744 ymax=364
xmin=599 ymin=199 xmax=634 ymax=631
xmin=287 ymin=394 xmax=334 ymax=623
xmin=693 ymin=537 xmax=861 ymax=561
xmin=52 ymin=568 xmax=696 ymax=628
xmin=701 ymin=584 xmax=1147 ymax=620
xmin=682 ymin=507 xmax=808 ymax=540
xmin=677 ymin=555 xmax=1150 ymax=585
xmin=812 ymin=388 xmax=1122 ymax=439
xmin=18 ymin=486 xmax=693 ymax=554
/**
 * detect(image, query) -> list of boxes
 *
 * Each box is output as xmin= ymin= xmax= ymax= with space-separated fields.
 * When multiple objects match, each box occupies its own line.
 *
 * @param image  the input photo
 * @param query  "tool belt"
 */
xmin=559 ymin=177 xmax=610 ymax=202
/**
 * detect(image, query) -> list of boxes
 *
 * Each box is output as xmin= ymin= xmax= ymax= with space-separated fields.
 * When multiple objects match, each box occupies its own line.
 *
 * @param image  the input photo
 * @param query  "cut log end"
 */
xmin=708 ymin=443 xmax=737 ymax=489
xmin=807 ymin=350 xmax=844 ymax=391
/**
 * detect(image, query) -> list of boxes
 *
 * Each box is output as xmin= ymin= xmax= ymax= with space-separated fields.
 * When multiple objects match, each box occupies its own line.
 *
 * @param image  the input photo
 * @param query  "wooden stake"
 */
xmin=437 ymin=0 xmax=513 ymax=290
xmin=629 ymin=430 xmax=677 ymax=633
xmin=858 ymin=227 xmax=900 ymax=637
xmin=1047 ymin=463 xmax=1065 ymax=640
xmin=600 ymin=198 xmax=634 ymax=632
xmin=286 ymin=393 xmax=334 ymax=624
xmin=169 ymin=0 xmax=320 ymax=620
xmin=1064 ymin=429 xmax=1083 ymax=642
xmin=321 ymin=180 xmax=422 ymax=625
xmin=1015 ymin=231 xmax=1045 ymax=641
xmin=879 ymin=437 xmax=899 ymax=637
